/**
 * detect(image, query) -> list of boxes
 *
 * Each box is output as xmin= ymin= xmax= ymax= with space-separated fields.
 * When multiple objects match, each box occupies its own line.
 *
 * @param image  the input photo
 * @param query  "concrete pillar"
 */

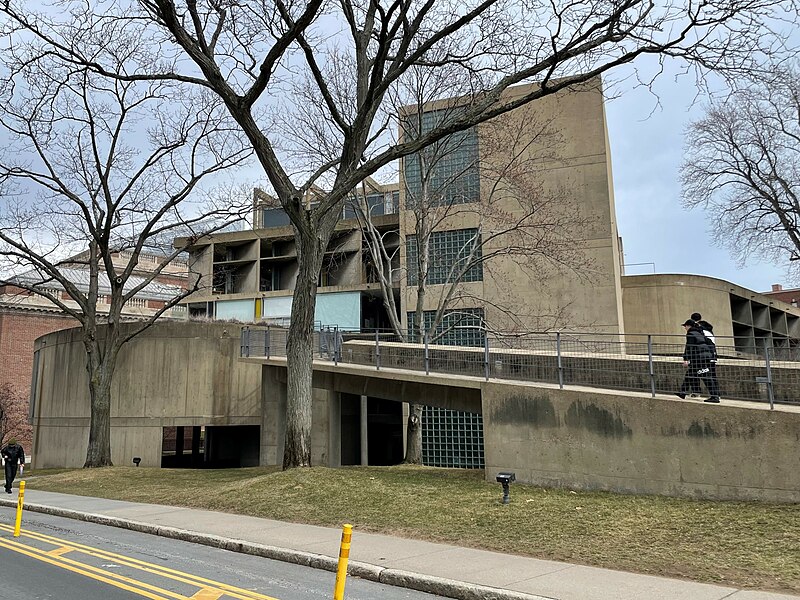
xmin=401 ymin=401 xmax=410 ymax=458
xmin=175 ymin=426 xmax=184 ymax=458
xmin=360 ymin=395 xmax=369 ymax=466
xmin=260 ymin=365 xmax=287 ymax=466
xmin=312 ymin=388 xmax=338 ymax=466
xmin=191 ymin=426 xmax=201 ymax=467
xmin=327 ymin=391 xmax=342 ymax=468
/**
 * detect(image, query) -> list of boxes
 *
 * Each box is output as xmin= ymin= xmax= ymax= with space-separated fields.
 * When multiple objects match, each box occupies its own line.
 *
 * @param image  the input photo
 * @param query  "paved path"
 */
xmin=1 ymin=490 xmax=796 ymax=600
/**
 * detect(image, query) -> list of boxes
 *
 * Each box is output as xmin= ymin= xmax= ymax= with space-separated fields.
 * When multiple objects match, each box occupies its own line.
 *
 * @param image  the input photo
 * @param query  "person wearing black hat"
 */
xmin=691 ymin=312 xmax=720 ymax=395
xmin=1 ymin=438 xmax=25 ymax=493
xmin=676 ymin=320 xmax=720 ymax=403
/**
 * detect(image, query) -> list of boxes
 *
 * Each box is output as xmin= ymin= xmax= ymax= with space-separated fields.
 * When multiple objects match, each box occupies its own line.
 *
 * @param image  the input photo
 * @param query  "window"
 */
xmin=344 ymin=190 xmax=400 ymax=219
xmin=407 ymin=307 xmax=485 ymax=347
xmin=403 ymin=109 xmax=480 ymax=207
xmin=261 ymin=207 xmax=292 ymax=228
xmin=406 ymin=228 xmax=483 ymax=285
xmin=422 ymin=407 xmax=484 ymax=469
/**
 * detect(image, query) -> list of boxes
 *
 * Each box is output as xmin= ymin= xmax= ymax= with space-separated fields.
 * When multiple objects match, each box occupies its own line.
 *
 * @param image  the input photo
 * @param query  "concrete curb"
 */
xmin=1 ymin=499 xmax=553 ymax=600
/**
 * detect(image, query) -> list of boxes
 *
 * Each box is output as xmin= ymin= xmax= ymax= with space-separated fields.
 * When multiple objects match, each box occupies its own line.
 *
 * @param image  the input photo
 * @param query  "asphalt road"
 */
xmin=0 ymin=507 xmax=446 ymax=600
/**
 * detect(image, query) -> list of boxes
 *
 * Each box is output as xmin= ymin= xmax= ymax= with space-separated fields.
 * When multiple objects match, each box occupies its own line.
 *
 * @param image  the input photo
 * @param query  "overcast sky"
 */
xmin=604 ymin=65 xmax=790 ymax=294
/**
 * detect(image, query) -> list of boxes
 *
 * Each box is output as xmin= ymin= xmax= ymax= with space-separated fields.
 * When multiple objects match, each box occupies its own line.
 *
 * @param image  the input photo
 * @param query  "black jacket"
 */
xmin=697 ymin=320 xmax=718 ymax=360
xmin=683 ymin=326 xmax=714 ymax=363
xmin=1 ymin=443 xmax=25 ymax=466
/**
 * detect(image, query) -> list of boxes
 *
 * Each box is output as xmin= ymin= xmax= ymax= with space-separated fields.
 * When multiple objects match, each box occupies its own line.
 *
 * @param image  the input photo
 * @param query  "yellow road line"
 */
xmin=0 ymin=537 xmax=176 ymax=600
xmin=0 ymin=524 xmax=279 ymax=600
xmin=191 ymin=589 xmax=225 ymax=600
xmin=48 ymin=546 xmax=74 ymax=557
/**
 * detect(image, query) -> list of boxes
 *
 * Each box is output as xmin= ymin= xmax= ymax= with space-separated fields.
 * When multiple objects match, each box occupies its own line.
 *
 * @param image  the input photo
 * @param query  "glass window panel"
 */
xmin=406 ymin=228 xmax=483 ymax=286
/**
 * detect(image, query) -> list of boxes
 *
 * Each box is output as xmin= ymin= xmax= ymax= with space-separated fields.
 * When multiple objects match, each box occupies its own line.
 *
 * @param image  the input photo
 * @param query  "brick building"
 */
xmin=0 ymin=251 xmax=188 ymax=451
xmin=764 ymin=284 xmax=800 ymax=308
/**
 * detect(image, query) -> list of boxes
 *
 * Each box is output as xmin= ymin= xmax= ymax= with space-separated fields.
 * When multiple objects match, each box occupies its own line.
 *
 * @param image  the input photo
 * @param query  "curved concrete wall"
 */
xmin=31 ymin=321 xmax=261 ymax=468
xmin=621 ymin=273 xmax=800 ymax=344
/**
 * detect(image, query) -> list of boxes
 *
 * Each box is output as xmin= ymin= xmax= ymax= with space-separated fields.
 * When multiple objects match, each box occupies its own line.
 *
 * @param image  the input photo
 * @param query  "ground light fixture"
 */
xmin=132 ymin=457 xmax=141 ymax=467
xmin=496 ymin=472 xmax=516 ymax=504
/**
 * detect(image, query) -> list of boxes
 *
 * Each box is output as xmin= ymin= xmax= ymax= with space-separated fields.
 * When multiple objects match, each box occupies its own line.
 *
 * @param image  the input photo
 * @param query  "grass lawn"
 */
xmin=24 ymin=465 xmax=800 ymax=594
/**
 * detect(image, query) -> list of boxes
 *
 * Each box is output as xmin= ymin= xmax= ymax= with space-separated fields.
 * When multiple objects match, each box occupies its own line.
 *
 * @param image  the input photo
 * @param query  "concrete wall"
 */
xmin=482 ymin=381 xmax=800 ymax=502
xmin=31 ymin=321 xmax=262 ymax=468
xmin=31 ymin=322 xmax=800 ymax=503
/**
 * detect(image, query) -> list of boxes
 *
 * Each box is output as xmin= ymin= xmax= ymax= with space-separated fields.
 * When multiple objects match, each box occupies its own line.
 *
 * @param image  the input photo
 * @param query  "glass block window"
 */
xmin=403 ymin=109 xmax=480 ymax=207
xmin=406 ymin=228 xmax=483 ymax=286
xmin=422 ymin=406 xmax=484 ymax=469
xmin=407 ymin=307 xmax=485 ymax=347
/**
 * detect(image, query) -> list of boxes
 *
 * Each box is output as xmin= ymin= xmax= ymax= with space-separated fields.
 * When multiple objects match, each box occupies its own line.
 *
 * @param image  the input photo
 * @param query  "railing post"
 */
xmin=765 ymin=346 xmax=775 ymax=410
xmin=334 ymin=326 xmax=340 ymax=366
xmin=648 ymin=334 xmax=655 ymax=398
xmin=424 ymin=333 xmax=430 ymax=375
xmin=484 ymin=334 xmax=490 ymax=381
xmin=265 ymin=326 xmax=271 ymax=359
xmin=375 ymin=329 xmax=381 ymax=371
xmin=556 ymin=332 xmax=564 ymax=389
xmin=322 ymin=326 xmax=330 ymax=358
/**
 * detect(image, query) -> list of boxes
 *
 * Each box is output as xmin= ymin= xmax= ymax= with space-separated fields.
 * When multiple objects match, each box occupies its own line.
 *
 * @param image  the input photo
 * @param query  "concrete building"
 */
xmin=172 ymin=77 xmax=800 ymax=469
xmin=182 ymin=184 xmax=399 ymax=330
xmin=26 ymin=76 xmax=800 ymax=482
xmin=179 ymin=78 xmax=624 ymax=338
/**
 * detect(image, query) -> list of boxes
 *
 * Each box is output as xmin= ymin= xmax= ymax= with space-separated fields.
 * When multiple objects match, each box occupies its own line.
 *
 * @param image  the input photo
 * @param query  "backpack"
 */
xmin=699 ymin=326 xmax=717 ymax=362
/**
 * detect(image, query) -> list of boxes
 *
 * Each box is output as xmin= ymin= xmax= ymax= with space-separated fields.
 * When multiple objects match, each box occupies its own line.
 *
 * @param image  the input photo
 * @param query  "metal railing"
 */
xmin=239 ymin=327 xmax=800 ymax=409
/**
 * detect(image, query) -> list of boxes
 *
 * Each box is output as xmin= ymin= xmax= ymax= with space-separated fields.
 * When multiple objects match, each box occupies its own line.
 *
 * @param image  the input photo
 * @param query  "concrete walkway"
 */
xmin=1 ymin=489 xmax=796 ymax=600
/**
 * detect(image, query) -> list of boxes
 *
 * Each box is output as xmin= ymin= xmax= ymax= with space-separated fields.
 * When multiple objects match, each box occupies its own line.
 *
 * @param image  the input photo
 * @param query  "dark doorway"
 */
xmin=340 ymin=393 xmax=361 ymax=466
xmin=161 ymin=425 xmax=205 ymax=468
xmin=161 ymin=425 xmax=260 ymax=468
xmin=205 ymin=425 xmax=260 ymax=468
xmin=367 ymin=397 xmax=403 ymax=465
xmin=361 ymin=292 xmax=396 ymax=331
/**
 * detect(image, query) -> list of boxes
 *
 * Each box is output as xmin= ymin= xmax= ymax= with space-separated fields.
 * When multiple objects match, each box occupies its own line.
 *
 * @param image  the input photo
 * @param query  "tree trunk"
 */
xmin=83 ymin=337 xmax=115 ymax=467
xmin=283 ymin=223 xmax=330 ymax=469
xmin=403 ymin=402 xmax=424 ymax=464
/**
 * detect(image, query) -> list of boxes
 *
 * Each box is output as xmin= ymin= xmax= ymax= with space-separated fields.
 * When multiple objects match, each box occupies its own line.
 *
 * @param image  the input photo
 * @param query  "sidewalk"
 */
xmin=1 ymin=489 xmax=797 ymax=600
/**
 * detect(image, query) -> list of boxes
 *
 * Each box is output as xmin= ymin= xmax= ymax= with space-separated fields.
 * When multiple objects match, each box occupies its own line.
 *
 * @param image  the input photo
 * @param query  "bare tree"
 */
xmin=682 ymin=65 xmax=800 ymax=277
xmin=0 ymin=30 xmax=252 ymax=467
xmin=352 ymin=101 xmax=590 ymax=463
xmin=0 ymin=384 xmax=32 ymax=450
xmin=2 ymin=0 xmax=789 ymax=468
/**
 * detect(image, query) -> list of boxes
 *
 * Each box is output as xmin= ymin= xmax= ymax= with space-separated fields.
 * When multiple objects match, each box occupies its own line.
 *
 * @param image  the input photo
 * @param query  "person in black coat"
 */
xmin=1 ymin=438 xmax=25 ymax=493
xmin=676 ymin=320 xmax=720 ymax=403
xmin=691 ymin=312 xmax=719 ymax=390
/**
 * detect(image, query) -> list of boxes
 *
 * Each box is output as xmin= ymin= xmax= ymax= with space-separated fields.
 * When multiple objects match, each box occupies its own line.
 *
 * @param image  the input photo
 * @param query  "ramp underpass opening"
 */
xmin=161 ymin=425 xmax=260 ymax=468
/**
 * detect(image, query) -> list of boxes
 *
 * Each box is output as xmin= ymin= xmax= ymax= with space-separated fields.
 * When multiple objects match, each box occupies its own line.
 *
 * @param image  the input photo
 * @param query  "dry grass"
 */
xmin=25 ymin=465 xmax=800 ymax=593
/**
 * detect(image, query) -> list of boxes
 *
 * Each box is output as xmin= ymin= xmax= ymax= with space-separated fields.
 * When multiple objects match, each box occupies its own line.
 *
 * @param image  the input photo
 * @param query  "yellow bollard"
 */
xmin=333 ymin=524 xmax=352 ymax=600
xmin=13 ymin=480 xmax=25 ymax=538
